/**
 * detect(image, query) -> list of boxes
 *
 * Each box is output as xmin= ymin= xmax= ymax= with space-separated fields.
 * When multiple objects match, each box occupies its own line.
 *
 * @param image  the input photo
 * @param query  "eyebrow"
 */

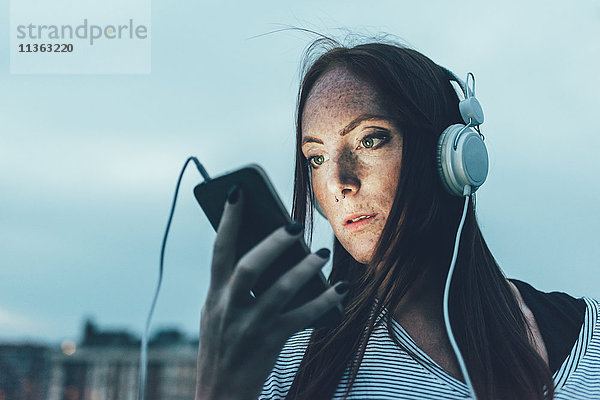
xmin=301 ymin=114 xmax=390 ymax=146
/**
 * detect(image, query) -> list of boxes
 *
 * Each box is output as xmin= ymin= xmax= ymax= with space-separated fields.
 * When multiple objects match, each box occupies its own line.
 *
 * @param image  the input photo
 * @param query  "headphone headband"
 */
xmin=440 ymin=66 xmax=468 ymax=99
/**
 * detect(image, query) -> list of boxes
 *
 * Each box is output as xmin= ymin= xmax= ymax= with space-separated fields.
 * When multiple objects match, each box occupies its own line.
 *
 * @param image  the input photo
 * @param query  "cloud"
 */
xmin=0 ymin=308 xmax=47 ymax=340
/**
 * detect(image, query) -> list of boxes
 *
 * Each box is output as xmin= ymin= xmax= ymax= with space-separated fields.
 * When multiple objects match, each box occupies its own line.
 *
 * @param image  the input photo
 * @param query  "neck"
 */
xmin=374 ymin=262 xmax=445 ymax=319
xmin=396 ymin=272 xmax=444 ymax=317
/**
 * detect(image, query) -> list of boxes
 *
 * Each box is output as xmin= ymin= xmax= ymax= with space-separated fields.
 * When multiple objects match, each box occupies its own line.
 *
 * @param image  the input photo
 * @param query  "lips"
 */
xmin=344 ymin=213 xmax=377 ymax=232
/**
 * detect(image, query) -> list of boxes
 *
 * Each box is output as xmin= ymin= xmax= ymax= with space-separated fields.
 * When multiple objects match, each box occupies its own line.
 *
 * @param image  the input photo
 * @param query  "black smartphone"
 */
xmin=193 ymin=164 xmax=344 ymax=329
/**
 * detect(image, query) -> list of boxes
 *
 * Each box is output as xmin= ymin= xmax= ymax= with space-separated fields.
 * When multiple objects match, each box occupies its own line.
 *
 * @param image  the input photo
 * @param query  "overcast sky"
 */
xmin=1 ymin=0 xmax=599 ymax=344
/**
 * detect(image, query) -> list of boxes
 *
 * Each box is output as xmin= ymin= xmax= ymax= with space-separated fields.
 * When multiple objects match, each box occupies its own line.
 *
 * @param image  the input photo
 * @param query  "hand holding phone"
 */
xmin=194 ymin=164 xmax=344 ymax=327
xmin=194 ymin=165 xmax=348 ymax=400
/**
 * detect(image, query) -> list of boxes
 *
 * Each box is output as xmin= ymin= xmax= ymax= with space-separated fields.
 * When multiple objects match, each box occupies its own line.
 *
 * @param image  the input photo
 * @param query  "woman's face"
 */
xmin=301 ymin=68 xmax=403 ymax=264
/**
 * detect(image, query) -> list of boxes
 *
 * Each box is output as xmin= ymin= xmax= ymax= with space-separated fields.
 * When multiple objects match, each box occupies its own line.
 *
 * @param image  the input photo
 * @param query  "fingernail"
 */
xmin=285 ymin=222 xmax=303 ymax=235
xmin=335 ymin=281 xmax=349 ymax=294
xmin=227 ymin=184 xmax=240 ymax=204
xmin=315 ymin=248 xmax=330 ymax=259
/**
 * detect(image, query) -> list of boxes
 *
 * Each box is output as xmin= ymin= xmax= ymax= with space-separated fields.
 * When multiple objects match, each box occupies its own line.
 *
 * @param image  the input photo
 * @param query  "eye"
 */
xmin=308 ymin=154 xmax=326 ymax=168
xmin=361 ymin=137 xmax=377 ymax=148
xmin=360 ymin=132 xmax=389 ymax=149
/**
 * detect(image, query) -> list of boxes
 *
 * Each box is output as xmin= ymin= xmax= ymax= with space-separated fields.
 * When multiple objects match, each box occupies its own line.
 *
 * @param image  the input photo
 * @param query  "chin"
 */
xmin=332 ymin=221 xmax=385 ymax=265
xmin=344 ymin=243 xmax=377 ymax=265
xmin=354 ymin=255 xmax=372 ymax=265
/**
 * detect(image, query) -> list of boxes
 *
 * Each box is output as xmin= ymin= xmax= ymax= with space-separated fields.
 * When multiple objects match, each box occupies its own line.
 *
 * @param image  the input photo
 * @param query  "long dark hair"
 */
xmin=287 ymin=40 xmax=554 ymax=400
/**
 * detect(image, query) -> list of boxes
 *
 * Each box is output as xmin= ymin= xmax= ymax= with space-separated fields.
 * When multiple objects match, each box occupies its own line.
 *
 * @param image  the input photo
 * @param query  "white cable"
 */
xmin=442 ymin=184 xmax=478 ymax=400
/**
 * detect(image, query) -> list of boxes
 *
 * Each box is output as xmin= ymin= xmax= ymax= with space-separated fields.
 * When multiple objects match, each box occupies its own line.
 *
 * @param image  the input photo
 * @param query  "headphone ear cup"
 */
xmin=437 ymin=124 xmax=489 ymax=196
xmin=436 ymin=126 xmax=458 ymax=196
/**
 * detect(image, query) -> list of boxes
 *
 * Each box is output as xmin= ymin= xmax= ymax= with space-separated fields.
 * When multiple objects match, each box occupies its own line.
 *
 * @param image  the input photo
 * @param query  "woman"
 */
xmin=195 ymin=40 xmax=598 ymax=400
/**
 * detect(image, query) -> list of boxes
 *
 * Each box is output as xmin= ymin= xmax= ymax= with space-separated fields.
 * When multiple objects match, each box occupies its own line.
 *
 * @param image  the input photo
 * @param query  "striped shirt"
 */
xmin=260 ymin=297 xmax=600 ymax=399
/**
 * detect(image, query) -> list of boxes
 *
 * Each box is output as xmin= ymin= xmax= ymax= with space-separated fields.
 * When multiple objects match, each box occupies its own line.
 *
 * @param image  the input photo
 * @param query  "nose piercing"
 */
xmin=335 ymin=196 xmax=339 ymax=202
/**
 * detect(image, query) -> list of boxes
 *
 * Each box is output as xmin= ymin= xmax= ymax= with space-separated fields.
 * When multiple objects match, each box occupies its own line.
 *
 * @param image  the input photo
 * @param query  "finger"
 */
xmin=210 ymin=184 xmax=243 ymax=290
xmin=229 ymin=222 xmax=303 ymax=303
xmin=279 ymin=281 xmax=349 ymax=334
xmin=256 ymin=248 xmax=331 ymax=316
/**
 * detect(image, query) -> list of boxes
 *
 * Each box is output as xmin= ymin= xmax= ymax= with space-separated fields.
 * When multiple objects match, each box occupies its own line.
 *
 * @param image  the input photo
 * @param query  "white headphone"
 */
xmin=436 ymin=70 xmax=488 ymax=197
xmin=311 ymin=70 xmax=488 ymax=218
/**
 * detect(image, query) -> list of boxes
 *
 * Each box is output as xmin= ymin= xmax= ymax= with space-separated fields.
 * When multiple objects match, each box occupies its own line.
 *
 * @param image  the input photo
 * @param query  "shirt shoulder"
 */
xmin=258 ymin=328 xmax=312 ymax=400
xmin=553 ymin=297 xmax=600 ymax=399
xmin=509 ymin=279 xmax=587 ymax=374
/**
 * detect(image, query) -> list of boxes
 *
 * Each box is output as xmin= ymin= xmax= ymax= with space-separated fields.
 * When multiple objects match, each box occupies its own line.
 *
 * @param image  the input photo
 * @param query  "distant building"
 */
xmin=2 ymin=320 xmax=198 ymax=400
xmin=0 ymin=344 xmax=51 ymax=400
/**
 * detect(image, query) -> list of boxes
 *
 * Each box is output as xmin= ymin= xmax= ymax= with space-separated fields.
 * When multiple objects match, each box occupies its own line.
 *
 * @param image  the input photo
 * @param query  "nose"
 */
xmin=326 ymin=150 xmax=361 ymax=201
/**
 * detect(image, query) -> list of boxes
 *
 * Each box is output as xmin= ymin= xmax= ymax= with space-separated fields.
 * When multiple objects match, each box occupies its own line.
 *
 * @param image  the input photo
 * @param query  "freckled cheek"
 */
xmin=312 ymin=179 xmax=332 ymax=212
xmin=366 ymin=159 xmax=401 ymax=215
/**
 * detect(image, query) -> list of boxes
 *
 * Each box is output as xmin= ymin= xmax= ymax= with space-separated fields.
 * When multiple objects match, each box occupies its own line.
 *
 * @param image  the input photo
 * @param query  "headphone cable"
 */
xmin=138 ymin=156 xmax=210 ymax=400
xmin=443 ymin=184 xmax=478 ymax=400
